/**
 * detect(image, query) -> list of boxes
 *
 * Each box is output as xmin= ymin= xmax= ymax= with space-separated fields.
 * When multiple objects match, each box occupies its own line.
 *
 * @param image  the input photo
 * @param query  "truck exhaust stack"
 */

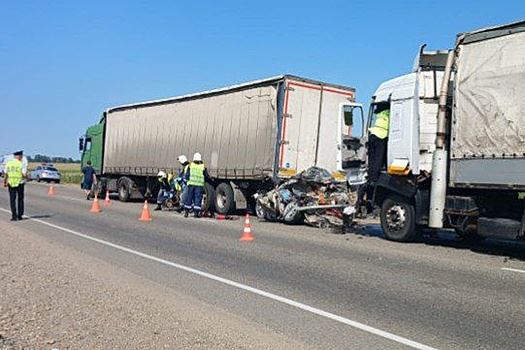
xmin=428 ymin=50 xmax=454 ymax=229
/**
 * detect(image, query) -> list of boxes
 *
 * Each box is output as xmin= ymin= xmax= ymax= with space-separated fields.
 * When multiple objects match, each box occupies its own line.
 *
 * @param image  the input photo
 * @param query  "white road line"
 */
xmin=501 ymin=267 xmax=525 ymax=274
xmin=63 ymin=196 xmax=86 ymax=202
xmin=0 ymin=208 xmax=436 ymax=350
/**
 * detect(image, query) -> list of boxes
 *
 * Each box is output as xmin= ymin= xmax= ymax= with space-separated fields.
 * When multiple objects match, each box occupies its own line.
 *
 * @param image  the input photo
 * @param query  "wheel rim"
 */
xmin=216 ymin=191 xmax=226 ymax=209
xmin=386 ymin=204 xmax=407 ymax=232
xmin=119 ymin=185 xmax=126 ymax=199
xmin=255 ymin=201 xmax=265 ymax=218
xmin=202 ymin=190 xmax=208 ymax=209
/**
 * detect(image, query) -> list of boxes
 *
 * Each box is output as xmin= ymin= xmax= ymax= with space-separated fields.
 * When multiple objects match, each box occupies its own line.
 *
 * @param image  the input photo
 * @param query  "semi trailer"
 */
xmin=368 ymin=21 xmax=525 ymax=242
xmin=79 ymin=75 xmax=365 ymax=214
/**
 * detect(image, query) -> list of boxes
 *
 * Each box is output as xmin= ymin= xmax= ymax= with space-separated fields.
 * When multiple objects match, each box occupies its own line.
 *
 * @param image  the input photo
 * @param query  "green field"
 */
xmin=29 ymin=162 xmax=83 ymax=184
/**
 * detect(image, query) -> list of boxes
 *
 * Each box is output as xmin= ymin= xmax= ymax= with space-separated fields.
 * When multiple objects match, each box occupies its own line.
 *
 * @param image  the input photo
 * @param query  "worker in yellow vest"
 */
xmin=3 ymin=150 xmax=27 ymax=221
xmin=358 ymin=104 xmax=390 ymax=213
xmin=183 ymin=152 xmax=210 ymax=218
xmin=368 ymin=104 xmax=390 ymax=184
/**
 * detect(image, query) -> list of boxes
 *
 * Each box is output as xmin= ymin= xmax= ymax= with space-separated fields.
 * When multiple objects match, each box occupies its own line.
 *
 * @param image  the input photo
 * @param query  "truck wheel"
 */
xmin=380 ymin=195 xmax=418 ymax=242
xmin=202 ymin=183 xmax=216 ymax=213
xmin=215 ymin=182 xmax=235 ymax=215
xmin=118 ymin=178 xmax=132 ymax=202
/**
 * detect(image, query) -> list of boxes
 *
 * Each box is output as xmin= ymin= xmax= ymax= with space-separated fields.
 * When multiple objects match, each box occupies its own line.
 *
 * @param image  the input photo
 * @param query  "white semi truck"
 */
xmin=367 ymin=21 xmax=525 ymax=242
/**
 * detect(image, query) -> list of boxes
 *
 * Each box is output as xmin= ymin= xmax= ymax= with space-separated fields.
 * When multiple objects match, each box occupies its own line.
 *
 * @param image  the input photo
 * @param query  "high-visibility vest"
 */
xmin=187 ymin=163 xmax=205 ymax=187
xmin=369 ymin=110 xmax=390 ymax=139
xmin=6 ymin=159 xmax=23 ymax=187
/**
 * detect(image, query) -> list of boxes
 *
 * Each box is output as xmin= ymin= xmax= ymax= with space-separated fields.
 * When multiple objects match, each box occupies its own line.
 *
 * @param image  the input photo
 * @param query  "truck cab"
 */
xmin=368 ymin=47 xmax=450 ymax=240
xmin=79 ymin=118 xmax=105 ymax=174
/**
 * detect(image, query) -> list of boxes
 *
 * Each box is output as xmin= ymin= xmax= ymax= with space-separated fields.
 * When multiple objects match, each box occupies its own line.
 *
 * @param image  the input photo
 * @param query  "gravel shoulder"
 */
xmin=0 ymin=221 xmax=306 ymax=350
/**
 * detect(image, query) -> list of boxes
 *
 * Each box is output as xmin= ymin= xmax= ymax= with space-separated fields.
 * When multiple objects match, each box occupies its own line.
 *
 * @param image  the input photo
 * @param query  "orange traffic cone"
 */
xmin=104 ymin=190 xmax=111 ymax=206
xmin=240 ymin=213 xmax=254 ymax=241
xmin=90 ymin=194 xmax=102 ymax=213
xmin=48 ymin=184 xmax=56 ymax=197
xmin=139 ymin=200 xmax=152 ymax=221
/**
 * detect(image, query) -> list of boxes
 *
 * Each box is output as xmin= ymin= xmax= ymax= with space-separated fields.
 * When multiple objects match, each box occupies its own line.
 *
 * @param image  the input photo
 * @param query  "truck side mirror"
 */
xmin=79 ymin=137 xmax=84 ymax=151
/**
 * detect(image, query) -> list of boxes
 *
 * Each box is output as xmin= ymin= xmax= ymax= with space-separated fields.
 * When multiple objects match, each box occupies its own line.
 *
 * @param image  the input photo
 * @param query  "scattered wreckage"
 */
xmin=255 ymin=167 xmax=357 ymax=230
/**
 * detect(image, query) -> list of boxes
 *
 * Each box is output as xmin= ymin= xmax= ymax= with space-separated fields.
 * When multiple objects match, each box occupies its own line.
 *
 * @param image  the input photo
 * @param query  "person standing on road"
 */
xmin=176 ymin=155 xmax=190 ymax=206
xmin=3 ymin=150 xmax=27 ymax=221
xmin=183 ymin=152 xmax=210 ymax=218
xmin=81 ymin=160 xmax=97 ymax=200
xmin=176 ymin=155 xmax=190 ymax=179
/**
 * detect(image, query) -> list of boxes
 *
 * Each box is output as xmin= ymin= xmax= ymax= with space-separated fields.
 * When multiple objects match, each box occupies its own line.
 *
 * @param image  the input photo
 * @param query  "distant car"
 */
xmin=30 ymin=164 xmax=61 ymax=183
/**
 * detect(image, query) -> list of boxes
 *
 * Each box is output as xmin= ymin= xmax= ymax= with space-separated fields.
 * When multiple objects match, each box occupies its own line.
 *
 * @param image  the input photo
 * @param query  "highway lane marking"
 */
xmin=501 ymin=267 xmax=525 ymax=274
xmin=0 ymin=208 xmax=436 ymax=350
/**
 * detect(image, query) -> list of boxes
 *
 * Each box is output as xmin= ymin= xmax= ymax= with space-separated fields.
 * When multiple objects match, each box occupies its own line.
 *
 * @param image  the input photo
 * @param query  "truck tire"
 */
xmin=202 ymin=183 xmax=216 ymax=213
xmin=214 ymin=182 xmax=235 ymax=215
xmin=118 ymin=177 xmax=132 ymax=202
xmin=380 ymin=195 xmax=419 ymax=242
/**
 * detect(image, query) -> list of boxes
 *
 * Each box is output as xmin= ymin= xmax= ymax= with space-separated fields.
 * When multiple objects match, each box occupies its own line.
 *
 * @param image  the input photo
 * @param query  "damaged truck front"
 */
xmin=368 ymin=21 xmax=525 ymax=242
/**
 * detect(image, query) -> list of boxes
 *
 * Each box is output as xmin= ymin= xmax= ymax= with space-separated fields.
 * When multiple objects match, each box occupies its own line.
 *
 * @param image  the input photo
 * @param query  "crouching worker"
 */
xmin=155 ymin=171 xmax=172 ymax=211
xmin=183 ymin=152 xmax=210 ymax=218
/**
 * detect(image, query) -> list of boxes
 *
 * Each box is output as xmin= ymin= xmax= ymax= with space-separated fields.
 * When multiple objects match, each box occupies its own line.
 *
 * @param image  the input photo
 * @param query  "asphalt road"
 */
xmin=2 ymin=182 xmax=525 ymax=349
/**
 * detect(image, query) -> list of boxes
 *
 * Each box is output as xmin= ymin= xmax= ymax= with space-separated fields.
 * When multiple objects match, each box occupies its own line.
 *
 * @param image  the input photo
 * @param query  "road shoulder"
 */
xmin=0 ymin=220 xmax=307 ymax=349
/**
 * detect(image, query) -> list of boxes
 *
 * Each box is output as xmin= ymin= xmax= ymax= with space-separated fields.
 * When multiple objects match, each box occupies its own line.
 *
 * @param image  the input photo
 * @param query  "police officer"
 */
xmin=3 ymin=150 xmax=27 ymax=221
xmin=183 ymin=152 xmax=210 ymax=218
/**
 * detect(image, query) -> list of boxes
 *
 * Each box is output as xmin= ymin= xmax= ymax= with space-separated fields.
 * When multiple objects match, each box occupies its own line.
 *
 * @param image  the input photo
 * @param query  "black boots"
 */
xmin=184 ymin=210 xmax=189 ymax=218
xmin=154 ymin=204 xmax=162 ymax=211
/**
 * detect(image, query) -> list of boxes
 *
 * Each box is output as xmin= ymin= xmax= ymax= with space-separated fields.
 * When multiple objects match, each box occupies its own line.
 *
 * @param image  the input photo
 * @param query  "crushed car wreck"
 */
xmin=255 ymin=167 xmax=357 ymax=230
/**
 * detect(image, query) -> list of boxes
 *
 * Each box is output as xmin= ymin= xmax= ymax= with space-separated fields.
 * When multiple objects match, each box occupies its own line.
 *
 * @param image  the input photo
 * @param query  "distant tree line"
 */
xmin=28 ymin=154 xmax=80 ymax=164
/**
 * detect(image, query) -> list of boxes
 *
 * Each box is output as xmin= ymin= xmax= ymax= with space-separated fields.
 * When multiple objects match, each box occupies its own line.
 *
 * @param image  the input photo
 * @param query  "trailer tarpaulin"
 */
xmin=452 ymin=31 xmax=525 ymax=159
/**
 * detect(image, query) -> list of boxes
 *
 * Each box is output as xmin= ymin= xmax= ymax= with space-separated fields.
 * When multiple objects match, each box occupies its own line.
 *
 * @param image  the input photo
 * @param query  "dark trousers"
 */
xmin=184 ymin=185 xmax=203 ymax=212
xmin=368 ymin=134 xmax=387 ymax=183
xmin=366 ymin=134 xmax=388 ymax=201
xmin=8 ymin=184 xmax=24 ymax=219
xmin=157 ymin=189 xmax=169 ymax=204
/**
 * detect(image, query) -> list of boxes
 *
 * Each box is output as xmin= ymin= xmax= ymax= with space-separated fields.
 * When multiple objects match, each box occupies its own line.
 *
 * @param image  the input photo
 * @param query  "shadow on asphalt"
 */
xmin=352 ymin=224 xmax=525 ymax=261
xmin=25 ymin=214 xmax=53 ymax=219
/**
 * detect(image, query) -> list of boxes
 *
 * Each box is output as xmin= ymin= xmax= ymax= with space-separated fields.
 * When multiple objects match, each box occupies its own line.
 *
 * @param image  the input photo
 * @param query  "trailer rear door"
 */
xmin=278 ymin=78 xmax=356 ymax=178
xmin=278 ymin=79 xmax=322 ymax=176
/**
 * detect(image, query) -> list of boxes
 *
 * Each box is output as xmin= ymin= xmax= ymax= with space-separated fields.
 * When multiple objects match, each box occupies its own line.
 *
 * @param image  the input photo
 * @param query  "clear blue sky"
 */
xmin=1 ymin=1 xmax=523 ymax=158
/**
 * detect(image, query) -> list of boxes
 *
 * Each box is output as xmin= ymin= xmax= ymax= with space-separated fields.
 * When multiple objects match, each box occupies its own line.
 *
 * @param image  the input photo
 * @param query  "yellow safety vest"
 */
xmin=188 ymin=163 xmax=205 ymax=187
xmin=6 ymin=159 xmax=23 ymax=187
xmin=369 ymin=110 xmax=390 ymax=139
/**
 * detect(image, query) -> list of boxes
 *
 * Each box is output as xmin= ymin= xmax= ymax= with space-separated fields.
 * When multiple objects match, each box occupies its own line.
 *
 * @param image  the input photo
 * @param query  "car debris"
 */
xmin=255 ymin=167 xmax=357 ymax=231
